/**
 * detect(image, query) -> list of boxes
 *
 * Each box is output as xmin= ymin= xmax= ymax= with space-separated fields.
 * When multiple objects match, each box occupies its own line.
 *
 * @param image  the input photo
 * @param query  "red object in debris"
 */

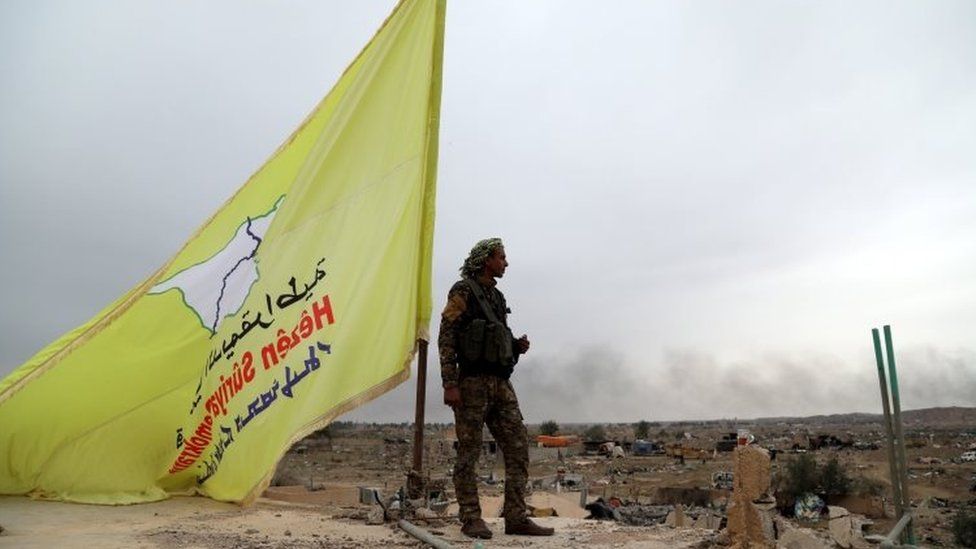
xmin=608 ymin=496 xmax=623 ymax=508
xmin=737 ymin=429 xmax=754 ymax=446
xmin=536 ymin=435 xmax=578 ymax=448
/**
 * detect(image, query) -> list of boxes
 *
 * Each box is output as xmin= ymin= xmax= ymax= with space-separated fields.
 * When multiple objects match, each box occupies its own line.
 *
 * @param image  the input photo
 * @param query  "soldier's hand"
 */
xmin=517 ymin=334 xmax=530 ymax=354
xmin=443 ymin=386 xmax=462 ymax=409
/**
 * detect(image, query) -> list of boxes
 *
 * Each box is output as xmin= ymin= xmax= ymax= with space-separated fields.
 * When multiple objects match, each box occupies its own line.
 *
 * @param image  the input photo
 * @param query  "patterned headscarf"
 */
xmin=460 ymin=237 xmax=503 ymax=279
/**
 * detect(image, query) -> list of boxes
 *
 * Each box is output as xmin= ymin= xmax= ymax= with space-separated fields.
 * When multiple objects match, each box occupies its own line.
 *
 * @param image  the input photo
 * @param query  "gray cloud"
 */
xmin=3 ymin=1 xmax=976 ymax=421
xmin=346 ymin=344 xmax=976 ymax=423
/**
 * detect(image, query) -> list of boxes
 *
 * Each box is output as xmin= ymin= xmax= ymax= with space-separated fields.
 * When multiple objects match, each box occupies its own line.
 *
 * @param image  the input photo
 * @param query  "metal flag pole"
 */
xmin=872 ymin=325 xmax=916 ymax=548
xmin=883 ymin=326 xmax=915 ymax=545
xmin=872 ymin=328 xmax=903 ymax=519
xmin=409 ymin=339 xmax=429 ymax=498
xmin=408 ymin=0 xmax=446 ymax=501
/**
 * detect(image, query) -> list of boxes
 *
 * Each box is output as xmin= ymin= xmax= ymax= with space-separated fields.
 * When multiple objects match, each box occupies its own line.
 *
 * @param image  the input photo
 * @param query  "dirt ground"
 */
xmin=0 ymin=495 xmax=710 ymax=548
xmin=1 ymin=409 xmax=973 ymax=548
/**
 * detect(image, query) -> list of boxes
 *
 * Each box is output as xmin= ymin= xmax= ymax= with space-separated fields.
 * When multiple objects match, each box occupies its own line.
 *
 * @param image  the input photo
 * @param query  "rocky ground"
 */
xmin=0 ymin=495 xmax=712 ymax=548
xmin=1 ymin=408 xmax=973 ymax=548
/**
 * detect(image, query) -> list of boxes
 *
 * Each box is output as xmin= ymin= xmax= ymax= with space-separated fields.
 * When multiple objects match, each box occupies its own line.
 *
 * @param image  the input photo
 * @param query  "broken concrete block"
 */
xmin=366 ymin=505 xmax=385 ymax=525
xmin=665 ymin=504 xmax=686 ymax=527
xmin=358 ymin=486 xmax=381 ymax=505
xmin=775 ymin=516 xmax=832 ymax=549
xmin=728 ymin=446 xmax=775 ymax=547
xmin=665 ymin=510 xmax=676 ymax=527
xmin=828 ymin=505 xmax=850 ymax=519
xmin=849 ymin=516 xmax=873 ymax=549
xmin=694 ymin=510 xmax=723 ymax=531
xmin=828 ymin=513 xmax=853 ymax=548
xmin=733 ymin=446 xmax=771 ymax=501
xmin=728 ymin=500 xmax=772 ymax=547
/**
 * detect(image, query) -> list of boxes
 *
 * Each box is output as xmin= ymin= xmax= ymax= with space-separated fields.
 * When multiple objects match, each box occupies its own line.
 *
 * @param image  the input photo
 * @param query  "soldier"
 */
xmin=439 ymin=238 xmax=554 ymax=539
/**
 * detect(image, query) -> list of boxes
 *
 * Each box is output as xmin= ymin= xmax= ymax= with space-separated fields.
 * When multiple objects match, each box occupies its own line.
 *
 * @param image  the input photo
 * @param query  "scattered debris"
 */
xmin=712 ymin=471 xmax=734 ymax=490
xmin=923 ymin=496 xmax=949 ymax=508
xmin=693 ymin=510 xmax=723 ymax=531
xmin=358 ymin=486 xmax=381 ymax=505
xmin=633 ymin=439 xmax=665 ymax=456
xmin=715 ymin=433 xmax=738 ymax=452
xmin=794 ymin=493 xmax=826 ymax=521
xmin=536 ymin=434 xmax=579 ymax=447
xmin=616 ymin=504 xmax=671 ymax=526
xmin=262 ymin=416 xmax=976 ymax=545
xmin=775 ymin=516 xmax=834 ymax=548
xmin=365 ymin=505 xmax=385 ymax=525
xmin=584 ymin=498 xmax=619 ymax=520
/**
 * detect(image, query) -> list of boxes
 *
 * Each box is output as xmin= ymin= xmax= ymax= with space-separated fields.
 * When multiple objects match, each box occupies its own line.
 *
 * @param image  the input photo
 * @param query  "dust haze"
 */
xmin=347 ymin=343 xmax=976 ymax=423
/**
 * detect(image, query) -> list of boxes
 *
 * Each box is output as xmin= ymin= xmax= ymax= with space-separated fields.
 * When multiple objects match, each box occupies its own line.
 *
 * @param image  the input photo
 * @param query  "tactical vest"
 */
xmin=459 ymin=278 xmax=515 ymax=378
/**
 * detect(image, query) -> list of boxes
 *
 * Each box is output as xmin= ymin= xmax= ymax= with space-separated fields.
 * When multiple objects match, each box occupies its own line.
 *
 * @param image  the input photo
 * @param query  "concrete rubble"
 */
xmin=584 ymin=497 xmax=725 ymax=529
xmin=665 ymin=504 xmax=686 ymax=527
xmin=774 ymin=516 xmax=834 ymax=549
xmin=365 ymin=505 xmax=384 ymax=525
xmin=727 ymin=445 xmax=776 ymax=548
xmin=828 ymin=505 xmax=853 ymax=548
xmin=259 ymin=416 xmax=976 ymax=546
xmin=694 ymin=509 xmax=723 ymax=530
xmin=616 ymin=503 xmax=672 ymax=525
xmin=826 ymin=506 xmax=875 ymax=549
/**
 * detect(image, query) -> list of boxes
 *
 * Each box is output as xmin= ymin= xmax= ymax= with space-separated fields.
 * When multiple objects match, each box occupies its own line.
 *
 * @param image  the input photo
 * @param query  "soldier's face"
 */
xmin=485 ymin=247 xmax=508 ymax=278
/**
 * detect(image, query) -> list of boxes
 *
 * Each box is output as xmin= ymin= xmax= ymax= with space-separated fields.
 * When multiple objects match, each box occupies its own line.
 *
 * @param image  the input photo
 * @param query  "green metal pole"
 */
xmin=883 ymin=325 xmax=915 ymax=545
xmin=873 ymin=328 xmax=903 ymax=520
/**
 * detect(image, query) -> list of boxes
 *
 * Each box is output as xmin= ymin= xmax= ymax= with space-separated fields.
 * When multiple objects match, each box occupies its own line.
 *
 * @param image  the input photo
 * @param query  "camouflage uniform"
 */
xmin=439 ymin=278 xmax=528 ymax=524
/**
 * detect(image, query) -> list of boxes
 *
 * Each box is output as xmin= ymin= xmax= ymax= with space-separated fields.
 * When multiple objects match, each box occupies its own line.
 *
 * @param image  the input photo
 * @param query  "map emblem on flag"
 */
xmin=149 ymin=198 xmax=283 ymax=333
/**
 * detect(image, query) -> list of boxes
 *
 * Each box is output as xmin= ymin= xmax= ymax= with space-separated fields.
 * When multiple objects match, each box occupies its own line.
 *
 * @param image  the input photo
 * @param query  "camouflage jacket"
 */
xmin=438 ymin=277 xmax=521 ymax=388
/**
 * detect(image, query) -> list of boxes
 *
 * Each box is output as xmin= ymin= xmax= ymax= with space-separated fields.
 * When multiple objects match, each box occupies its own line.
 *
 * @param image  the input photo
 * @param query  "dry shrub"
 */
xmin=955 ymin=509 xmax=976 ymax=548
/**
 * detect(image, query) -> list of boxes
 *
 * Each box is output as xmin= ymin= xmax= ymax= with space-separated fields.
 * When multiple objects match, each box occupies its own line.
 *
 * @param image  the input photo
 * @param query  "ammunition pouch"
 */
xmin=457 ymin=278 xmax=516 ymax=379
xmin=461 ymin=318 xmax=514 ymax=366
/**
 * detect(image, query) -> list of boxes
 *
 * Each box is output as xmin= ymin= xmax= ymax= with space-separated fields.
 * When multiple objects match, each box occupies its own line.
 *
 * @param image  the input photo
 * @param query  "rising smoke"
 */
xmin=347 ymin=344 xmax=976 ymax=423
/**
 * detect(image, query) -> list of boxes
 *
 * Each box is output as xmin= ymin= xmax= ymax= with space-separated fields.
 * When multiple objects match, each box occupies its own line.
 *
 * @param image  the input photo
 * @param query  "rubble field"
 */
xmin=269 ymin=407 xmax=975 ymax=547
xmin=0 ymin=406 xmax=973 ymax=547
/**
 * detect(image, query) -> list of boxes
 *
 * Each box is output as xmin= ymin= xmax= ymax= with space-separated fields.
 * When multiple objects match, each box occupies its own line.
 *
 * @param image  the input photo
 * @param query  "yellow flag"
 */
xmin=0 ymin=0 xmax=445 ymax=504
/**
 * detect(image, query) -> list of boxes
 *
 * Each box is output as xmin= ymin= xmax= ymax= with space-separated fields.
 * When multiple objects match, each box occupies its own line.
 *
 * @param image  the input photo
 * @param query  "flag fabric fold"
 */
xmin=0 ymin=0 xmax=445 ymax=504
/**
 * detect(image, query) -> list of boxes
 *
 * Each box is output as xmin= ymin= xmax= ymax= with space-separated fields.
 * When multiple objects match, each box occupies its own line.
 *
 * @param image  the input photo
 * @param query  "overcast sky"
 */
xmin=2 ymin=1 xmax=974 ymax=423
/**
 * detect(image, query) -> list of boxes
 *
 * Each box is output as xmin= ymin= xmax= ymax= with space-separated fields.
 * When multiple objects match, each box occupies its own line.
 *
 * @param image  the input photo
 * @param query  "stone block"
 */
xmin=694 ymin=510 xmax=723 ymax=531
xmin=774 ymin=516 xmax=832 ymax=549
xmin=733 ymin=446 xmax=771 ymax=501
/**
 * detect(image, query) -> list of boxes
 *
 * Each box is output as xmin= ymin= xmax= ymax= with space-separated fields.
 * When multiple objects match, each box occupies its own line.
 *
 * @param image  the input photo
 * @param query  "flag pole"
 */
xmin=408 ymin=0 xmax=446 ymax=500
xmin=410 ymin=339 xmax=429 ymax=495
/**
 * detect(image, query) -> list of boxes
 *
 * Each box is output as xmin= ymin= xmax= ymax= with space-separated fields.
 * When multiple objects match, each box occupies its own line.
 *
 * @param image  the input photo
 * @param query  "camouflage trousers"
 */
xmin=453 ymin=375 xmax=529 ymax=524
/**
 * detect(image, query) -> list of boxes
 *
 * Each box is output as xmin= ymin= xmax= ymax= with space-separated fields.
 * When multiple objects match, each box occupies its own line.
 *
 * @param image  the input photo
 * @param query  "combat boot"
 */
xmin=461 ymin=518 xmax=493 ymax=539
xmin=505 ymin=517 xmax=554 ymax=536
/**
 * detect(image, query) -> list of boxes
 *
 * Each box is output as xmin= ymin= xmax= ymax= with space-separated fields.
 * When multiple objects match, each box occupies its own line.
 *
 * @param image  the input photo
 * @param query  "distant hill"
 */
xmin=751 ymin=406 xmax=976 ymax=428
xmin=901 ymin=406 xmax=976 ymax=427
